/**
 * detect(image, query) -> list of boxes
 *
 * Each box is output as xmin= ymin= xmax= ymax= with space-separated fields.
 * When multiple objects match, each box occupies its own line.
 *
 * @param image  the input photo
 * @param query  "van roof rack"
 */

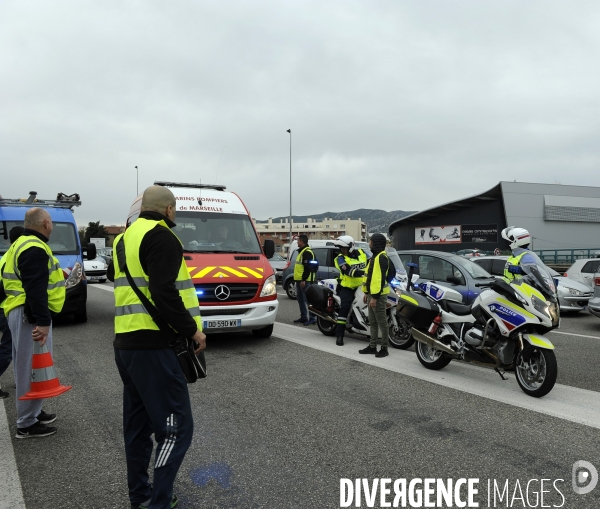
xmin=0 ymin=191 xmax=81 ymax=210
xmin=155 ymin=181 xmax=226 ymax=191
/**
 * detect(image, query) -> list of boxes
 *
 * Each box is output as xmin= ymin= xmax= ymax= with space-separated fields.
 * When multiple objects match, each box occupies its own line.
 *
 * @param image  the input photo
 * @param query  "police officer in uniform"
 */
xmin=3 ymin=209 xmax=64 ymax=438
xmin=359 ymin=233 xmax=390 ymax=358
xmin=113 ymin=185 xmax=206 ymax=509
xmin=501 ymin=226 xmax=537 ymax=281
xmin=333 ymin=235 xmax=369 ymax=346
xmin=292 ymin=234 xmax=317 ymax=326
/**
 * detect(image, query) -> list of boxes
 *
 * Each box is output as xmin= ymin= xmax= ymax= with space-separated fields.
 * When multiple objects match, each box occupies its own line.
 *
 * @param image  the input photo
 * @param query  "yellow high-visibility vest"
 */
xmin=504 ymin=251 xmax=527 ymax=282
xmin=335 ymin=249 xmax=368 ymax=289
xmin=293 ymin=246 xmax=316 ymax=282
xmin=113 ymin=218 xmax=202 ymax=334
xmin=2 ymin=235 xmax=65 ymax=315
xmin=363 ymin=251 xmax=390 ymax=296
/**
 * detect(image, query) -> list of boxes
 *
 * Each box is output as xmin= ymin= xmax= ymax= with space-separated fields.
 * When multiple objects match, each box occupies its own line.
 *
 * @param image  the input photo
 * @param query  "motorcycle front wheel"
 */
xmin=515 ymin=348 xmax=557 ymax=398
xmin=415 ymin=340 xmax=452 ymax=370
xmin=317 ymin=316 xmax=336 ymax=336
xmin=388 ymin=313 xmax=415 ymax=350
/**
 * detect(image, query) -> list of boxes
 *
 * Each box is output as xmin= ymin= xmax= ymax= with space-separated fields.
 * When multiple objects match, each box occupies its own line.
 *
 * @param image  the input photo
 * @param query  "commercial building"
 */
xmin=104 ymin=225 xmax=125 ymax=247
xmin=389 ymin=181 xmax=600 ymax=252
xmin=254 ymin=217 xmax=367 ymax=253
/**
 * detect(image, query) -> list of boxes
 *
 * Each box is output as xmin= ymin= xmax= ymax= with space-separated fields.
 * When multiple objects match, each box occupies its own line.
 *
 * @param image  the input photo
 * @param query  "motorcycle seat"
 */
xmin=446 ymin=301 xmax=472 ymax=315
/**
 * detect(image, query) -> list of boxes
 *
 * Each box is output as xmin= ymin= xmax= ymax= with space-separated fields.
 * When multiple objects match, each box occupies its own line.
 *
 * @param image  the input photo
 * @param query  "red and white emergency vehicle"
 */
xmin=126 ymin=181 xmax=278 ymax=338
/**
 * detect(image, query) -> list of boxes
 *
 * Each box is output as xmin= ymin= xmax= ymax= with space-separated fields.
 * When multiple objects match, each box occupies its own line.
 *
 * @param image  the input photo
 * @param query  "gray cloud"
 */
xmin=2 ymin=0 xmax=599 ymax=226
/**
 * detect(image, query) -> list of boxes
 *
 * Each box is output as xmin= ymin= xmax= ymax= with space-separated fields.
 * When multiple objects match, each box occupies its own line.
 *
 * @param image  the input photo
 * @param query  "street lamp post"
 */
xmin=135 ymin=166 xmax=139 ymax=195
xmin=287 ymin=129 xmax=292 ymax=254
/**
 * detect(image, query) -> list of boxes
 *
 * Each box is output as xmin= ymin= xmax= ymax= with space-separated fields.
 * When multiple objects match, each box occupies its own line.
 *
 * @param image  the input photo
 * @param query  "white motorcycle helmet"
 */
xmin=501 ymin=226 xmax=531 ymax=250
xmin=334 ymin=235 xmax=355 ymax=252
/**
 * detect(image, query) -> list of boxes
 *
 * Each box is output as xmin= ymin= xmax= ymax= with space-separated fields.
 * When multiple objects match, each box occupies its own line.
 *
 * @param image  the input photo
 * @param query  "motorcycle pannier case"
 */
xmin=396 ymin=292 xmax=440 ymax=329
xmin=305 ymin=284 xmax=332 ymax=310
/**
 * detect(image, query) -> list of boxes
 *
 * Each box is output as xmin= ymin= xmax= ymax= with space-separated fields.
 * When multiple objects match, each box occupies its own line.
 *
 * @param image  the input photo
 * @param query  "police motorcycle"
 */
xmin=397 ymin=254 xmax=560 ymax=397
xmin=305 ymin=249 xmax=416 ymax=349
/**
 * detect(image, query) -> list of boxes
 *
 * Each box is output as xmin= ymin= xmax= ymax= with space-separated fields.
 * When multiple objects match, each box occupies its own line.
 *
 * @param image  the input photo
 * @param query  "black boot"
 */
xmin=336 ymin=336 xmax=344 ymax=346
xmin=375 ymin=347 xmax=389 ymax=358
xmin=359 ymin=345 xmax=377 ymax=354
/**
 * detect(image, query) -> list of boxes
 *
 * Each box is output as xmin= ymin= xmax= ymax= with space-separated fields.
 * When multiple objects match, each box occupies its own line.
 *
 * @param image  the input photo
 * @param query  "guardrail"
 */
xmin=534 ymin=248 xmax=600 ymax=265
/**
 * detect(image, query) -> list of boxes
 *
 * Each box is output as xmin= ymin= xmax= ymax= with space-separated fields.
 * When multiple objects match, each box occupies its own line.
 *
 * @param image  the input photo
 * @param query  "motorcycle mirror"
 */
xmin=405 ymin=262 xmax=418 ymax=292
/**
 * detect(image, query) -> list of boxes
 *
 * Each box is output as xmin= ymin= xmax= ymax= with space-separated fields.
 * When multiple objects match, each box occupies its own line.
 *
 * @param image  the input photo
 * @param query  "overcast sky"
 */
xmin=2 ymin=1 xmax=599 ymax=226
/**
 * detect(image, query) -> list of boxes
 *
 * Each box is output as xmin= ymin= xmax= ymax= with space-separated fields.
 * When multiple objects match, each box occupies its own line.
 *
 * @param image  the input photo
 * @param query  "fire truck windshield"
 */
xmin=173 ymin=212 xmax=262 ymax=254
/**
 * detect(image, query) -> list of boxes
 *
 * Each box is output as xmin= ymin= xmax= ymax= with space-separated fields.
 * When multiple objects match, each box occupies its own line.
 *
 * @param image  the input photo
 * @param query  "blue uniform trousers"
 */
xmin=114 ymin=348 xmax=193 ymax=509
xmin=335 ymin=286 xmax=357 ymax=338
xmin=295 ymin=280 xmax=315 ymax=321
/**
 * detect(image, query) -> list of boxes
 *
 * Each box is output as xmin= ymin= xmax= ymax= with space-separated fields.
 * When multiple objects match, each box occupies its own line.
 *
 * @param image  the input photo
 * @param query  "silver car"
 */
xmin=472 ymin=255 xmax=594 ymax=313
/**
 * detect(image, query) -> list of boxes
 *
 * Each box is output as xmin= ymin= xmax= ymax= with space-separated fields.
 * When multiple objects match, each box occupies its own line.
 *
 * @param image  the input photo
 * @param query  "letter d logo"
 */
xmin=572 ymin=460 xmax=598 ymax=495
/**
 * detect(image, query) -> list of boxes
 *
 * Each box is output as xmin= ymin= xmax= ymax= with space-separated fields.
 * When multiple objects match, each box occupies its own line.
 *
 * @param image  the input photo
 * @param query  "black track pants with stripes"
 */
xmin=115 ymin=347 xmax=193 ymax=509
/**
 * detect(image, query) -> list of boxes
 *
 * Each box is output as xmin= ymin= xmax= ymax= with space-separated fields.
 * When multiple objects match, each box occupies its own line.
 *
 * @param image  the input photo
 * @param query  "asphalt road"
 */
xmin=1 ymin=283 xmax=599 ymax=509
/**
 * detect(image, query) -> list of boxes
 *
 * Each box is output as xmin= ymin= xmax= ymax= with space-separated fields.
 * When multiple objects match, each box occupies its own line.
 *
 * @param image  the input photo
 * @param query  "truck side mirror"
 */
xmin=264 ymin=239 xmax=275 ymax=259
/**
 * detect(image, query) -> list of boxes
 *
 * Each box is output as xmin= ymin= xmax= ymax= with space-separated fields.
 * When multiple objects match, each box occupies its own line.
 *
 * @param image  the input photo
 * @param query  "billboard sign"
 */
xmin=415 ymin=226 xmax=461 ymax=245
xmin=90 ymin=238 xmax=106 ymax=248
xmin=461 ymin=224 xmax=498 ymax=243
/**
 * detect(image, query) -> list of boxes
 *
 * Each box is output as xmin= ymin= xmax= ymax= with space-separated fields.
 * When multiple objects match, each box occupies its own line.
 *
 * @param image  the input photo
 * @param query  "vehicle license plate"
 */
xmin=203 ymin=319 xmax=242 ymax=329
xmin=88 ymin=276 xmax=101 ymax=281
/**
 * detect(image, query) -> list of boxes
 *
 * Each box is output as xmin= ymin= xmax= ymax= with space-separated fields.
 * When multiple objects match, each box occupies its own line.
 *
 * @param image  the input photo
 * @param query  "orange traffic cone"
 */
xmin=19 ymin=340 xmax=72 ymax=400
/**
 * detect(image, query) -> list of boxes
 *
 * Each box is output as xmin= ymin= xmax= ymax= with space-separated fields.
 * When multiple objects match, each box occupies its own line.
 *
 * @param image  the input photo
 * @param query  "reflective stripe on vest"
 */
xmin=363 ymin=252 xmax=390 ymax=296
xmin=2 ymin=235 xmax=66 ymax=316
xmin=113 ymin=218 xmax=203 ymax=334
xmin=504 ymin=251 xmax=527 ymax=281
xmin=293 ymin=246 xmax=316 ymax=282
xmin=335 ymin=249 xmax=368 ymax=289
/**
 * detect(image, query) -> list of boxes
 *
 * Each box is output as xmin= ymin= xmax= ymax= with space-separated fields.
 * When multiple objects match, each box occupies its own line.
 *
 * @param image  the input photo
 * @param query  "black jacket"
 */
xmin=114 ymin=211 xmax=199 ymax=350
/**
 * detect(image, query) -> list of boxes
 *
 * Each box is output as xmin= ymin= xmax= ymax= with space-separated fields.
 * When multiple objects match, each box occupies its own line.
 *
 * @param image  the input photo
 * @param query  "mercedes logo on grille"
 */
xmin=214 ymin=285 xmax=230 ymax=301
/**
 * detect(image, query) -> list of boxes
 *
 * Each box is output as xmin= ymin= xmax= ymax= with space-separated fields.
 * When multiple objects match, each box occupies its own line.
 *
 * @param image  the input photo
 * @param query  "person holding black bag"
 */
xmin=113 ymin=185 xmax=206 ymax=509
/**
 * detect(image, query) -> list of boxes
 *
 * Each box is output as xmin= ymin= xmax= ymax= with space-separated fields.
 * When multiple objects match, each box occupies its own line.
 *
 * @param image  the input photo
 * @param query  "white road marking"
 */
xmin=0 ymin=401 xmax=26 ymax=509
xmin=549 ymin=330 xmax=600 ymax=340
xmin=273 ymin=322 xmax=600 ymax=430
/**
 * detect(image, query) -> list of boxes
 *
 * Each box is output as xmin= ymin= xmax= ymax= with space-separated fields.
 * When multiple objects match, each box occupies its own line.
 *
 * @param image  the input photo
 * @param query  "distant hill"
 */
xmin=256 ymin=209 xmax=415 ymax=234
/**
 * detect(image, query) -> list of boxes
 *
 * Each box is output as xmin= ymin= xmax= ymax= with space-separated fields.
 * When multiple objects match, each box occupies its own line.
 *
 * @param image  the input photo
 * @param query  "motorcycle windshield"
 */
xmin=387 ymin=248 xmax=407 ymax=285
xmin=519 ymin=252 xmax=558 ymax=302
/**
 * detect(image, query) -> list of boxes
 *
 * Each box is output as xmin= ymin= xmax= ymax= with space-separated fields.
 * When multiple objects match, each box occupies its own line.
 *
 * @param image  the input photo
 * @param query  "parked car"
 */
xmin=268 ymin=252 xmax=287 ymax=283
xmin=97 ymin=247 xmax=113 ymax=265
xmin=588 ymin=272 xmax=600 ymax=318
xmin=472 ymin=255 xmax=593 ymax=313
xmin=397 ymin=250 xmax=496 ymax=304
xmin=564 ymin=258 xmax=600 ymax=288
xmin=455 ymin=249 xmax=484 ymax=258
xmin=84 ymin=256 xmax=108 ymax=283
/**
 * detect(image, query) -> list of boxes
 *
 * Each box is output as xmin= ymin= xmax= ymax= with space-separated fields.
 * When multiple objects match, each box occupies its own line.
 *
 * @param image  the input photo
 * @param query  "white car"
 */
xmin=588 ymin=273 xmax=600 ymax=318
xmin=84 ymin=256 xmax=108 ymax=283
xmin=564 ymin=258 xmax=600 ymax=288
xmin=472 ymin=255 xmax=593 ymax=313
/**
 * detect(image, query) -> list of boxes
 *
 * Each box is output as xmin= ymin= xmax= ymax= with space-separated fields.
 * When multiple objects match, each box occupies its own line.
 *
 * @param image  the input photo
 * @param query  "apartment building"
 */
xmin=254 ymin=217 xmax=367 ymax=253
